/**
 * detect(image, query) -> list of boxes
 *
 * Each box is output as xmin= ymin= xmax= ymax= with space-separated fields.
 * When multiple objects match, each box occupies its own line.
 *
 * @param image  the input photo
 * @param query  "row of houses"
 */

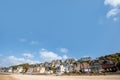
xmin=0 ymin=57 xmax=120 ymax=75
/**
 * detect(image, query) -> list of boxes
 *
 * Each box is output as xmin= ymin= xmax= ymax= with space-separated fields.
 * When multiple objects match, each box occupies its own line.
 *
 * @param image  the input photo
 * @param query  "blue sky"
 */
xmin=0 ymin=0 xmax=120 ymax=67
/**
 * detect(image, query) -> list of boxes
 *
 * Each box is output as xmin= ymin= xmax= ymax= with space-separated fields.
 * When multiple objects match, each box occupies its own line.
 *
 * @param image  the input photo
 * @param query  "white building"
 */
xmin=8 ymin=67 xmax=13 ymax=73
xmin=40 ymin=67 xmax=45 ymax=73
xmin=56 ymin=64 xmax=65 ymax=74
xmin=16 ymin=66 xmax=23 ymax=73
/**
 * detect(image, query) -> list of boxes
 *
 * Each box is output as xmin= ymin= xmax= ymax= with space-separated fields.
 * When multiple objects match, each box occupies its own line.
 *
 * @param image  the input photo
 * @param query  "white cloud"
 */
xmin=104 ymin=0 xmax=120 ymax=7
xmin=39 ymin=49 xmax=68 ymax=62
xmin=20 ymin=38 xmax=27 ymax=42
xmin=107 ymin=8 xmax=120 ymax=18
xmin=30 ymin=41 xmax=39 ymax=45
xmin=104 ymin=0 xmax=120 ymax=21
xmin=2 ymin=56 xmax=40 ymax=67
xmin=22 ymin=53 xmax=34 ymax=58
xmin=40 ymin=49 xmax=62 ymax=62
xmin=59 ymin=48 xmax=68 ymax=53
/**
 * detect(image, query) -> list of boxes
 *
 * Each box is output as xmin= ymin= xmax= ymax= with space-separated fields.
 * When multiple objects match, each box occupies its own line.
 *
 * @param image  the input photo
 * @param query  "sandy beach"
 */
xmin=0 ymin=74 xmax=119 ymax=80
xmin=0 ymin=75 xmax=16 ymax=80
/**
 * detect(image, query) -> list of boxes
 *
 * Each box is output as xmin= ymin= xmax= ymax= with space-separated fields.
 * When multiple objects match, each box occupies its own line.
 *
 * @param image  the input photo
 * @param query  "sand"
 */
xmin=0 ymin=75 xmax=16 ymax=80
xmin=0 ymin=74 xmax=120 ymax=80
xmin=10 ymin=74 xmax=120 ymax=80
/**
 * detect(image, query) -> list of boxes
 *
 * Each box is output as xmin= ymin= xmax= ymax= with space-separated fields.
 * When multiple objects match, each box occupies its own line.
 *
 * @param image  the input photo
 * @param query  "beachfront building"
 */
xmin=101 ymin=60 xmax=117 ymax=72
xmin=33 ymin=66 xmax=39 ymax=72
xmin=116 ymin=62 xmax=120 ymax=71
xmin=90 ymin=60 xmax=102 ymax=73
xmin=78 ymin=57 xmax=92 ymax=73
xmin=45 ymin=67 xmax=53 ymax=74
xmin=63 ymin=58 xmax=76 ymax=73
xmin=73 ymin=61 xmax=81 ymax=72
xmin=80 ymin=62 xmax=91 ymax=73
xmin=64 ymin=63 xmax=70 ymax=73
xmin=0 ymin=68 xmax=8 ymax=72
xmin=16 ymin=66 xmax=23 ymax=73
xmin=54 ymin=60 xmax=62 ymax=68
xmin=8 ymin=67 xmax=13 ymax=73
xmin=40 ymin=67 xmax=45 ymax=73
xmin=56 ymin=64 xmax=65 ymax=74
xmin=32 ymin=64 xmax=45 ymax=74
xmin=26 ymin=67 xmax=33 ymax=73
